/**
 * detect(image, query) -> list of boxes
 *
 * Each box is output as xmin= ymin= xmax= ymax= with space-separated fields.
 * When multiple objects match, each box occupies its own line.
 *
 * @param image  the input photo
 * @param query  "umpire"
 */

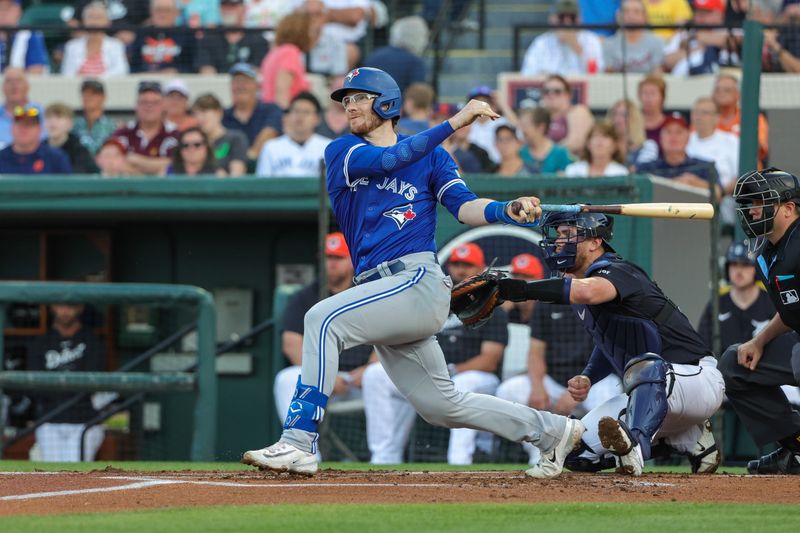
xmin=720 ymin=167 xmax=800 ymax=475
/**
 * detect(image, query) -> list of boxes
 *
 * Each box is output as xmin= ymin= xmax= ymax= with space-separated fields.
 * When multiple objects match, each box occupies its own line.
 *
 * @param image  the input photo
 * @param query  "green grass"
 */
xmin=1 ymin=503 xmax=796 ymax=533
xmin=0 ymin=460 xmax=748 ymax=474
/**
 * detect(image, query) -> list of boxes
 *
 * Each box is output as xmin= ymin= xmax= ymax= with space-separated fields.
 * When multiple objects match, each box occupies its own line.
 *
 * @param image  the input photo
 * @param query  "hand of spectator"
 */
xmin=332 ymin=374 xmax=351 ymax=396
xmin=764 ymin=29 xmax=780 ymax=52
xmin=448 ymin=99 xmax=500 ymax=130
xmin=738 ymin=338 xmax=764 ymax=371
xmin=528 ymin=386 xmax=549 ymax=410
xmin=567 ymin=375 xmax=591 ymax=402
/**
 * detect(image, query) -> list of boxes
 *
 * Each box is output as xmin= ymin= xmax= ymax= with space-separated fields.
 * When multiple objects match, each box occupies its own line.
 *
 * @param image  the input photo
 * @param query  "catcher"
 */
xmin=451 ymin=210 xmax=725 ymax=475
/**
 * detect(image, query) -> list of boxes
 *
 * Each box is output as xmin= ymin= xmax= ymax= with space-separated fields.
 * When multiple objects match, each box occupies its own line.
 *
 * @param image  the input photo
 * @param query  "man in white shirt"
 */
xmin=686 ymin=96 xmax=739 ymax=194
xmin=256 ymin=92 xmax=331 ymax=178
xmin=520 ymin=0 xmax=604 ymax=76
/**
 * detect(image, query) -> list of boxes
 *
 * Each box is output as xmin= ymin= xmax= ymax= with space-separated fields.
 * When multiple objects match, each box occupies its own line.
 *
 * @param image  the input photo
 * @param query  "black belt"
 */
xmin=353 ymin=260 xmax=407 ymax=285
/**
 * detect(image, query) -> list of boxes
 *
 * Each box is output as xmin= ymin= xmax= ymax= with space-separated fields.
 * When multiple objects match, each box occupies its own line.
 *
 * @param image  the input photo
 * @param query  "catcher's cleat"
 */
xmin=526 ymin=418 xmax=585 ymax=479
xmin=746 ymin=447 xmax=800 ymax=475
xmin=241 ymin=441 xmax=318 ymax=475
xmin=688 ymin=419 xmax=721 ymax=474
xmin=598 ymin=416 xmax=643 ymax=476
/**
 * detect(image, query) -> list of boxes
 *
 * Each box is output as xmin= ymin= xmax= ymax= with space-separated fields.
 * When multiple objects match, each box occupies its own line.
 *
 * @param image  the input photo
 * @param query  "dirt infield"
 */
xmin=0 ymin=469 xmax=797 ymax=516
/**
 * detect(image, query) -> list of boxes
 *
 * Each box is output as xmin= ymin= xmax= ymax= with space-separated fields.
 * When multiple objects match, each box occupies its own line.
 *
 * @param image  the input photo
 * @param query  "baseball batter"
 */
xmin=242 ymin=67 xmax=583 ymax=477
xmin=497 ymin=211 xmax=725 ymax=475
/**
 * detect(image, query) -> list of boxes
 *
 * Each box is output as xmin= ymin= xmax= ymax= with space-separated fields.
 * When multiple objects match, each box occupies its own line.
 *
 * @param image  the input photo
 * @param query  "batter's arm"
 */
xmin=457 ymin=197 xmax=542 ymax=226
xmin=453 ymin=340 xmax=504 ymax=374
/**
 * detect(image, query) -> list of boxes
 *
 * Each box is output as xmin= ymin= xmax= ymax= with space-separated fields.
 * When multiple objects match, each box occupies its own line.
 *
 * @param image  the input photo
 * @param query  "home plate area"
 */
xmin=0 ymin=470 xmax=797 ymax=515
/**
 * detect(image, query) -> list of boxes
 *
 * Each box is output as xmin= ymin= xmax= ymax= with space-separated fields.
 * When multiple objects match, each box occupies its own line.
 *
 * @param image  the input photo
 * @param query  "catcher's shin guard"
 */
xmin=283 ymin=377 xmax=329 ymax=435
xmin=622 ymin=353 xmax=670 ymax=460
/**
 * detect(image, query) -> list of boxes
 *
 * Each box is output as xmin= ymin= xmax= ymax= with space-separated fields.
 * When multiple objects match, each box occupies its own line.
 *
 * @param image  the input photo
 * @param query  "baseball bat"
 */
xmin=539 ymin=202 xmax=715 ymax=220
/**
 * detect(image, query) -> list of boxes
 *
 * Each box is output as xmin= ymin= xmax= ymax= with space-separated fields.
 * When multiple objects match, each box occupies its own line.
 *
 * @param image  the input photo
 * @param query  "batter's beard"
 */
xmin=350 ymin=113 xmax=384 ymax=135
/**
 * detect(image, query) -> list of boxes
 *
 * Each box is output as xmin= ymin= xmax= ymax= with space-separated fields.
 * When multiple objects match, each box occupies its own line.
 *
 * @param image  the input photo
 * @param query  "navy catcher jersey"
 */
xmin=324 ymin=127 xmax=477 ymax=276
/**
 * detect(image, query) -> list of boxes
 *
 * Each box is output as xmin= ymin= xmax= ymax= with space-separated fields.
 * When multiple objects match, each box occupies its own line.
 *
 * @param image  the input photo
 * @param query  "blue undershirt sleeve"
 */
xmin=581 ymin=346 xmax=614 ymax=384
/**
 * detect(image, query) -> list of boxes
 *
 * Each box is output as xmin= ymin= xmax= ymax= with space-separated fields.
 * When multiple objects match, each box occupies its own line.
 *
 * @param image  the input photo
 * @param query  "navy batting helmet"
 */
xmin=539 ymin=210 xmax=615 ymax=272
xmin=724 ymin=241 xmax=755 ymax=282
xmin=330 ymin=67 xmax=402 ymax=120
xmin=733 ymin=167 xmax=800 ymax=253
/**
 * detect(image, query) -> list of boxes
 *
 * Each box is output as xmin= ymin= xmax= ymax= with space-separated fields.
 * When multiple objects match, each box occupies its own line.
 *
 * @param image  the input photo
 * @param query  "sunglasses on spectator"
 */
xmin=542 ymin=87 xmax=566 ymax=96
xmin=13 ymin=106 xmax=40 ymax=119
xmin=181 ymin=142 xmax=205 ymax=149
xmin=341 ymin=93 xmax=377 ymax=108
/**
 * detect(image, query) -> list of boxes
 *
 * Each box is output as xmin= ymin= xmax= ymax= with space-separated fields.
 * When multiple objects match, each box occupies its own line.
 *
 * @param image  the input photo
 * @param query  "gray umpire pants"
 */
xmin=719 ymin=333 xmax=800 ymax=446
xmin=282 ymin=251 xmax=568 ymax=454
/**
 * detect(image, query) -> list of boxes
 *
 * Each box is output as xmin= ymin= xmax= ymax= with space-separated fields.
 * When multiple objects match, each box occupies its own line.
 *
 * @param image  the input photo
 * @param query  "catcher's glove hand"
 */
xmin=450 ymin=268 xmax=507 ymax=329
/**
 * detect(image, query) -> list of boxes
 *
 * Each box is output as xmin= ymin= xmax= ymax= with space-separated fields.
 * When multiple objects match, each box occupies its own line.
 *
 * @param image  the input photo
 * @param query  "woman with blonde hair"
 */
xmin=260 ymin=11 xmax=315 ymax=109
xmin=565 ymin=121 xmax=629 ymax=177
xmin=606 ymin=99 xmax=658 ymax=169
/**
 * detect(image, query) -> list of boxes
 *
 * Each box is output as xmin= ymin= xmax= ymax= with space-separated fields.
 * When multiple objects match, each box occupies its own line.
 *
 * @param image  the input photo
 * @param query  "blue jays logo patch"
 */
xmin=383 ymin=204 xmax=417 ymax=229
xmin=345 ymin=69 xmax=360 ymax=83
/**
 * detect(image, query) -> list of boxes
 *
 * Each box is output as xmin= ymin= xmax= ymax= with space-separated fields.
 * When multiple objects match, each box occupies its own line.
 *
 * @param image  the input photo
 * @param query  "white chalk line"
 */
xmin=103 ymin=475 xmax=450 ymax=489
xmin=0 ymin=480 xmax=179 ymax=501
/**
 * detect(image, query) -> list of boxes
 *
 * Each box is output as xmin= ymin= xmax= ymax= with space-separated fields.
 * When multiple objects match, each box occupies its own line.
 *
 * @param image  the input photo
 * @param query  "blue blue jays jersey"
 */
xmin=324 ymin=123 xmax=477 ymax=275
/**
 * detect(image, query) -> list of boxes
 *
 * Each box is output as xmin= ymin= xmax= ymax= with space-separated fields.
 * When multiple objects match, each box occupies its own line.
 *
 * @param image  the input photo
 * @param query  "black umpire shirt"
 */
xmin=437 ymin=309 xmax=509 ymax=377
xmin=26 ymin=327 xmax=105 ymax=424
xmin=529 ymin=302 xmax=595 ymax=385
xmin=281 ymin=280 xmax=372 ymax=372
xmin=757 ymin=218 xmax=800 ymax=334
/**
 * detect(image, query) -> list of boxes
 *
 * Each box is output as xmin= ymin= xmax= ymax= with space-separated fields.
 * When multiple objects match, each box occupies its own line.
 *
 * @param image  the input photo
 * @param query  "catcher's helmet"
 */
xmin=539 ymin=210 xmax=615 ymax=272
xmin=733 ymin=167 xmax=800 ymax=254
xmin=724 ymin=241 xmax=755 ymax=282
xmin=330 ymin=67 xmax=402 ymax=120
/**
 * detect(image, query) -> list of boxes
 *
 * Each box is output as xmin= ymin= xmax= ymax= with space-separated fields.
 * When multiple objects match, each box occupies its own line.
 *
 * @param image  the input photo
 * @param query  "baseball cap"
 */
xmin=511 ymin=254 xmax=544 ymax=280
xmin=229 ymin=63 xmax=258 ymax=79
xmin=137 ymin=80 xmax=162 ymax=95
xmin=164 ymin=79 xmax=190 ymax=98
xmin=325 ymin=232 xmax=349 ymax=258
xmin=12 ymin=104 xmax=40 ymax=123
xmin=448 ymin=243 xmax=486 ymax=268
xmin=467 ymin=85 xmax=492 ymax=101
xmin=555 ymin=0 xmax=579 ymax=15
xmin=80 ymin=79 xmax=105 ymax=94
xmin=662 ymin=111 xmax=689 ymax=130
xmin=693 ymin=0 xmax=725 ymax=12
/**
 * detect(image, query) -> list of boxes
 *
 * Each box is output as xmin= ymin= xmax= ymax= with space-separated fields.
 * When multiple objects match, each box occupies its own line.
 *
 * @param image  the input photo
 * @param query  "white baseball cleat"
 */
xmin=241 ymin=441 xmax=318 ymax=475
xmin=688 ymin=419 xmax=721 ymax=474
xmin=526 ymin=418 xmax=586 ymax=479
xmin=598 ymin=416 xmax=643 ymax=476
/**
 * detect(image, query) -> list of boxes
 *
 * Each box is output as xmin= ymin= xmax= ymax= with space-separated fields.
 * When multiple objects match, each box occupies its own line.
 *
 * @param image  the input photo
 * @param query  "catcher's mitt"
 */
xmin=450 ymin=268 xmax=507 ymax=328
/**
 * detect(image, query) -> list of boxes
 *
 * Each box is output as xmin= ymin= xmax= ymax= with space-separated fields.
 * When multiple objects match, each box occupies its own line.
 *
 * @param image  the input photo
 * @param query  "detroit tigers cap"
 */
xmin=511 ymin=254 xmax=544 ymax=280
xmin=325 ymin=232 xmax=350 ymax=258
xmin=448 ymin=243 xmax=486 ymax=268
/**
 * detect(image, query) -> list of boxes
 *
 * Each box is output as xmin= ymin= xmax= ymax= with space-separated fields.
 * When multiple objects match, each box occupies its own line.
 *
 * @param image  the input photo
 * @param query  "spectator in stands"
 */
xmin=26 ymin=304 xmax=105 ymax=462
xmin=642 ymin=0 xmax=693 ymax=41
xmin=178 ymin=0 xmax=221 ymax=27
xmin=0 ymin=68 xmax=43 ymax=150
xmin=726 ymin=0 xmax=782 ymax=25
xmin=603 ymin=0 xmax=665 ymax=74
xmin=362 ymin=15 xmax=428 ymax=95
xmin=663 ymin=0 xmax=741 ymax=76
xmin=164 ymin=79 xmax=199 ymax=132
xmin=494 ymin=125 xmax=529 ymax=177
xmin=520 ymin=0 xmax=604 ymax=76
xmin=565 ymin=121 xmax=629 ymax=177
xmin=712 ymin=72 xmax=769 ymax=168
xmin=499 ymin=253 xmax=545 ymax=324
xmin=192 ymin=93 xmax=248 ymax=177
xmin=397 ymin=83 xmax=434 ymax=136
xmin=0 ymin=0 xmax=49 ymax=74
xmin=538 ymin=75 xmax=594 ymax=156
xmin=61 ymin=1 xmax=129 ymax=77
xmin=223 ymin=63 xmax=283 ymax=160
xmin=579 ymin=0 xmax=621 ymax=37
xmin=638 ymin=74 xmax=667 ymax=150
xmin=518 ymin=107 xmax=573 ymax=174
xmin=435 ymin=103 xmax=492 ymax=174
xmin=260 ymin=11 xmax=313 ymax=109
xmin=73 ymin=80 xmax=116 ymax=156
xmin=112 ymin=81 xmax=180 ymax=176
xmin=298 ymin=0 xmax=348 ymax=77
xmin=195 ymin=0 xmax=268 ymax=74
xmin=67 ymin=1 xmax=149 ymax=46
xmin=316 ymin=80 xmax=350 ymax=139
xmin=167 ymin=126 xmax=220 ymax=176
xmin=421 ymin=0 xmax=471 ymax=30
xmin=363 ymin=243 xmax=509 ymax=465
xmin=0 ymin=105 xmax=71 ymax=174
xmin=606 ymin=98 xmax=659 ymax=169
xmin=495 ymin=301 xmax=621 ymax=465
xmin=95 ymin=138 xmax=130 ymax=177
xmin=763 ymin=2 xmax=800 ymax=72
xmin=273 ymin=232 xmax=376 ymax=434
xmin=687 ymin=96 xmax=739 ymax=195
xmin=635 ymin=112 xmax=719 ymax=193
xmin=44 ymin=103 xmax=97 ymax=174
xmin=312 ymin=0 xmax=375 ymax=70
xmin=256 ymin=92 xmax=330 ymax=177
xmin=131 ymin=0 xmax=195 ymax=73
xmin=243 ymin=0 xmax=292 ymax=28
xmin=464 ymin=86 xmax=509 ymax=164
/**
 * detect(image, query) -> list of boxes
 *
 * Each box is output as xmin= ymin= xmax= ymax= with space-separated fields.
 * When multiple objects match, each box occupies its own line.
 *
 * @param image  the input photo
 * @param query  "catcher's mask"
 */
xmin=539 ymin=210 xmax=615 ymax=272
xmin=733 ymin=167 xmax=800 ymax=256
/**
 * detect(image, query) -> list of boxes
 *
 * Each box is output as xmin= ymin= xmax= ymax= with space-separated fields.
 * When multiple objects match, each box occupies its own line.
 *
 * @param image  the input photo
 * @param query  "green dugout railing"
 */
xmin=0 ymin=282 xmax=217 ymax=461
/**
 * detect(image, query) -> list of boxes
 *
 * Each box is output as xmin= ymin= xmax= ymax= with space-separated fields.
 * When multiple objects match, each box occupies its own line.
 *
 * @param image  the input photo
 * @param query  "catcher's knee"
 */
xmin=718 ymin=344 xmax=742 ymax=383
